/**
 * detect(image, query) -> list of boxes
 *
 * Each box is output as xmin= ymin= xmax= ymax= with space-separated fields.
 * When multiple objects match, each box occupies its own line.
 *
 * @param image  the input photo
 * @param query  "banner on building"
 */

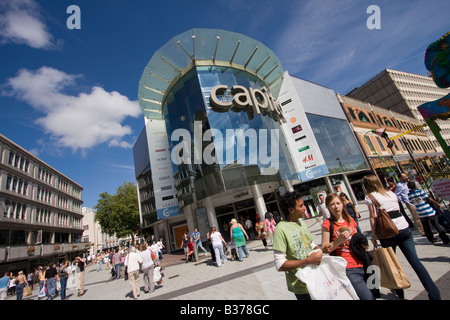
xmin=278 ymin=71 xmax=329 ymax=181
xmin=146 ymin=119 xmax=180 ymax=219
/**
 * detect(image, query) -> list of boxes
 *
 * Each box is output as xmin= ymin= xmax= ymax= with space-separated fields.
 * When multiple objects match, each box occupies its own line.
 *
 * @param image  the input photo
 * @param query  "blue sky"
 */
xmin=1 ymin=0 xmax=448 ymax=208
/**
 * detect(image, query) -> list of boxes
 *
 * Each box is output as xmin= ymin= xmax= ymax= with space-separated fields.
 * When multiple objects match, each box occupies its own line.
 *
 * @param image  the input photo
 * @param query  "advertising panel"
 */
xmin=146 ymin=119 xmax=180 ymax=219
xmin=278 ymin=72 xmax=329 ymax=181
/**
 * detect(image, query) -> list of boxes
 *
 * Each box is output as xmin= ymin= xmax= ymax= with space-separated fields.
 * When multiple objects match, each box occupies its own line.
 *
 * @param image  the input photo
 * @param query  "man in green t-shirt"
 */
xmin=273 ymin=191 xmax=322 ymax=300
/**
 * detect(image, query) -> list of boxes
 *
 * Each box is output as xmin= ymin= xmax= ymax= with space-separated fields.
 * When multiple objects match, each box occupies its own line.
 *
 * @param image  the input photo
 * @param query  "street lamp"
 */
xmin=363 ymin=129 xmax=398 ymax=175
xmin=372 ymin=128 xmax=394 ymax=149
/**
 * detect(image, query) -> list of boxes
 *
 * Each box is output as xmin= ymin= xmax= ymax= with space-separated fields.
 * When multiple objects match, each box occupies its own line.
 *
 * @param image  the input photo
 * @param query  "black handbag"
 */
xmin=124 ymin=253 xmax=129 ymax=281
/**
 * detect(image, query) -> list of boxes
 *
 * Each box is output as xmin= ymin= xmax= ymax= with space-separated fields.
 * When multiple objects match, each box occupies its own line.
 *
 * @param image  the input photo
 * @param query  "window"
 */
xmin=376 ymin=137 xmax=386 ymax=151
xmin=384 ymin=118 xmax=393 ymax=127
xmin=348 ymin=108 xmax=357 ymax=120
xmin=358 ymin=111 xmax=371 ymax=122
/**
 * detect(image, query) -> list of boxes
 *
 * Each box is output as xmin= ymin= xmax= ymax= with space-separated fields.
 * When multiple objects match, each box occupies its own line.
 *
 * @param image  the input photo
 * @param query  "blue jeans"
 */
xmin=346 ymin=267 xmax=375 ymax=300
xmin=59 ymin=277 xmax=68 ymax=300
xmin=46 ymin=278 xmax=56 ymax=298
xmin=115 ymin=264 xmax=121 ymax=279
xmin=15 ymin=283 xmax=25 ymax=300
xmin=379 ymin=228 xmax=441 ymax=300
xmin=237 ymin=245 xmax=249 ymax=261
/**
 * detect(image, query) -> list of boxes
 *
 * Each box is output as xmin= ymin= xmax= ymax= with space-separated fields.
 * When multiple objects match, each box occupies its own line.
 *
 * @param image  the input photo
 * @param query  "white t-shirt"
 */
xmin=365 ymin=191 xmax=409 ymax=231
xmin=209 ymin=232 xmax=223 ymax=246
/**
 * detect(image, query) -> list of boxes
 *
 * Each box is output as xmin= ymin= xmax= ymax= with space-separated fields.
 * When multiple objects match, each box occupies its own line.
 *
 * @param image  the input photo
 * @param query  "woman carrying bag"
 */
xmin=363 ymin=174 xmax=441 ymax=300
xmin=322 ymin=193 xmax=375 ymax=300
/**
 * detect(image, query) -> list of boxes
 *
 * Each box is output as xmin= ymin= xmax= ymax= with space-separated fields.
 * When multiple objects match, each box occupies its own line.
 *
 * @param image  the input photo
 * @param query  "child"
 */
xmin=228 ymin=241 xmax=238 ymax=261
xmin=407 ymin=181 xmax=449 ymax=244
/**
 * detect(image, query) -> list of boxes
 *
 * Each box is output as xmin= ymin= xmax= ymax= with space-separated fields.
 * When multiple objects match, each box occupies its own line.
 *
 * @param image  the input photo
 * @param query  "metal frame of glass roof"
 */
xmin=138 ymin=28 xmax=285 ymax=119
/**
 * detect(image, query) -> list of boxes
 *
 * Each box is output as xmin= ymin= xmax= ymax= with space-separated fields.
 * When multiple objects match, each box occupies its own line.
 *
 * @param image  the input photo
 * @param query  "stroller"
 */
xmin=186 ymin=242 xmax=195 ymax=263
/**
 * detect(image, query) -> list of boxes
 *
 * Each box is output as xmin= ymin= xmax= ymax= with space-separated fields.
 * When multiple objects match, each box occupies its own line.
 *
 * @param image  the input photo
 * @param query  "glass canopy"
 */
xmin=138 ymin=28 xmax=285 ymax=119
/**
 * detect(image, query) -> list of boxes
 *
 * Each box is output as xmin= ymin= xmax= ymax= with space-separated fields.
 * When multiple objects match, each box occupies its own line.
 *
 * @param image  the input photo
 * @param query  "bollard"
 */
xmin=194 ymin=245 xmax=199 ymax=262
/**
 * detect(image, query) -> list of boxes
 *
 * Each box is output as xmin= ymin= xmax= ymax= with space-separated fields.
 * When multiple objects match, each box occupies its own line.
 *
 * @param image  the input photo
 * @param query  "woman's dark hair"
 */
xmin=280 ymin=191 xmax=302 ymax=218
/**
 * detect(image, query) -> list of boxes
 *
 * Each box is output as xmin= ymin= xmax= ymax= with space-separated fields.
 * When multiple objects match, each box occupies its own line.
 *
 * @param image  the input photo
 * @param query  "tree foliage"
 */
xmin=93 ymin=182 xmax=140 ymax=243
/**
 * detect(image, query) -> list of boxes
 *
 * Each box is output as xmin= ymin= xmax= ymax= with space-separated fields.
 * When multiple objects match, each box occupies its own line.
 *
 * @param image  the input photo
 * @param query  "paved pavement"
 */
xmin=12 ymin=204 xmax=450 ymax=303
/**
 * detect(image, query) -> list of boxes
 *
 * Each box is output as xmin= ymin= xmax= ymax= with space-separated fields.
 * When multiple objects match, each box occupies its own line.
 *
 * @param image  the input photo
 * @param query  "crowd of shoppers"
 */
xmin=274 ymin=173 xmax=448 ymax=301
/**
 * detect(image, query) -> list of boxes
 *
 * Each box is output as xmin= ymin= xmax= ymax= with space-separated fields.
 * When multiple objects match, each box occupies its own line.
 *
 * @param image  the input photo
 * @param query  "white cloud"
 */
xmin=0 ymin=0 xmax=62 ymax=49
xmin=3 ymin=66 xmax=142 ymax=152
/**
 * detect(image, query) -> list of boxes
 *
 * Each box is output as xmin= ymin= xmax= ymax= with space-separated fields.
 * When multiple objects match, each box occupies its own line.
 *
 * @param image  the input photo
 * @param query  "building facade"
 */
xmin=0 ymin=133 xmax=85 ymax=274
xmin=346 ymin=68 xmax=450 ymax=150
xmin=337 ymin=94 xmax=443 ymax=182
xmin=134 ymin=29 xmax=370 ymax=252
xmin=82 ymin=207 xmax=129 ymax=256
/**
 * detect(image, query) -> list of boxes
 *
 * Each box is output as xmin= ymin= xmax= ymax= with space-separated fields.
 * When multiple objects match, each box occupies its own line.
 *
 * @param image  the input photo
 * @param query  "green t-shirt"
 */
xmin=273 ymin=219 xmax=314 ymax=294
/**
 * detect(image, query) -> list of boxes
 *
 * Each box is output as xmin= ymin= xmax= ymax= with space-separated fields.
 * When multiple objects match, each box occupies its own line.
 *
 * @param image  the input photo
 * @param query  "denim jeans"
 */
xmin=237 ymin=245 xmax=249 ymax=261
xmin=46 ymin=278 xmax=56 ymax=298
xmin=195 ymin=241 xmax=207 ymax=254
xmin=379 ymin=228 xmax=441 ymax=300
xmin=115 ymin=264 xmax=121 ymax=279
xmin=15 ymin=283 xmax=25 ymax=300
xmin=59 ymin=277 xmax=68 ymax=300
xmin=346 ymin=267 xmax=375 ymax=300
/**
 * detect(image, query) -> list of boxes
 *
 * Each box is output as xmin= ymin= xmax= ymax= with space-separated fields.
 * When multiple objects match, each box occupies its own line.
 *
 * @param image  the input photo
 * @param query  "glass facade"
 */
xmin=132 ymin=28 xmax=376 ymax=253
xmin=306 ymin=114 xmax=369 ymax=174
xmin=164 ymin=66 xmax=281 ymax=207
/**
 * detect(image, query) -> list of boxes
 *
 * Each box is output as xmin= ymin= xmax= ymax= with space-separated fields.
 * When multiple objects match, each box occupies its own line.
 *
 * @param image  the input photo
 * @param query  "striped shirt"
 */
xmin=408 ymin=189 xmax=435 ymax=218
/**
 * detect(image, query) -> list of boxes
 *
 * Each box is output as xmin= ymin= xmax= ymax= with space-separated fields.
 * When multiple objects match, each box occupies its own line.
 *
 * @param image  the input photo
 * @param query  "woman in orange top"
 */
xmin=321 ymin=193 xmax=374 ymax=300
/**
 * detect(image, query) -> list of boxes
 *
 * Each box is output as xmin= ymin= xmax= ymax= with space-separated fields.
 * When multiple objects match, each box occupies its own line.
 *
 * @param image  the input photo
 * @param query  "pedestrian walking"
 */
xmin=407 ymin=181 xmax=449 ymax=244
xmin=363 ymin=174 xmax=442 ymax=300
xmin=340 ymin=192 xmax=362 ymax=233
xmin=37 ymin=267 xmax=46 ymax=299
xmin=96 ymin=253 xmax=102 ymax=272
xmin=245 ymin=216 xmax=256 ymax=240
xmin=44 ymin=263 xmax=58 ymax=299
xmin=125 ymin=246 xmax=143 ymax=299
xmin=150 ymin=240 xmax=161 ymax=264
xmin=59 ymin=260 xmax=71 ymax=300
xmin=255 ymin=216 xmax=269 ymax=250
xmin=26 ymin=271 xmax=34 ymax=291
xmin=207 ymin=227 xmax=216 ymax=264
xmin=74 ymin=256 xmax=85 ymax=297
xmin=157 ymin=238 xmax=165 ymax=260
xmin=14 ymin=271 xmax=28 ymax=300
xmin=322 ymin=193 xmax=375 ymax=300
xmin=112 ymin=248 xmax=122 ymax=279
xmin=317 ymin=193 xmax=331 ymax=224
xmin=191 ymin=228 xmax=208 ymax=255
xmin=264 ymin=212 xmax=277 ymax=244
xmin=181 ymin=231 xmax=190 ymax=262
xmin=0 ymin=272 xmax=8 ymax=300
xmin=8 ymin=273 xmax=16 ymax=296
xmin=138 ymin=243 xmax=156 ymax=294
xmin=230 ymin=218 xmax=250 ymax=261
xmin=210 ymin=227 xmax=228 ymax=267
xmin=394 ymin=173 xmax=425 ymax=235
xmin=273 ymin=190 xmax=323 ymax=300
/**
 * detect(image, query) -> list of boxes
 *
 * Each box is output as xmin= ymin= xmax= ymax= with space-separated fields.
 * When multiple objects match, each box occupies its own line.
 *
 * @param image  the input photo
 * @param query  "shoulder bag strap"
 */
xmin=367 ymin=193 xmax=381 ymax=209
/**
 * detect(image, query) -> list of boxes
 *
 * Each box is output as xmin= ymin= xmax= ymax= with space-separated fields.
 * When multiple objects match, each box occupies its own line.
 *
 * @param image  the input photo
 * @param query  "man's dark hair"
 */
xmin=280 ymin=191 xmax=302 ymax=218
xmin=407 ymin=181 xmax=417 ymax=190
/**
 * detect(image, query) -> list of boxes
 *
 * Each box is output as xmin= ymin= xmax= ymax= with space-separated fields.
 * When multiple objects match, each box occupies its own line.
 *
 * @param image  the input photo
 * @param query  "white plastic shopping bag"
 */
xmin=296 ymin=255 xmax=359 ymax=300
xmin=153 ymin=266 xmax=162 ymax=283
xmin=38 ymin=284 xmax=47 ymax=298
